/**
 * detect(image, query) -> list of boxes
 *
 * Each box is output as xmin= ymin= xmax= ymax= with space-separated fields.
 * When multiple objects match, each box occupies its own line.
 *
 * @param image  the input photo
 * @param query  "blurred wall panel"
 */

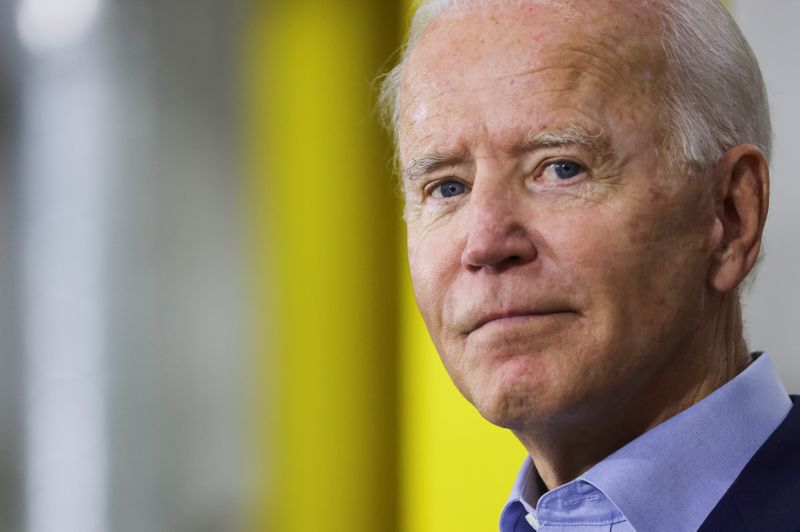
xmin=243 ymin=1 xmax=401 ymax=531
xmin=19 ymin=4 xmax=113 ymax=531
xmin=102 ymin=2 xmax=244 ymax=532
xmin=11 ymin=0 xmax=244 ymax=531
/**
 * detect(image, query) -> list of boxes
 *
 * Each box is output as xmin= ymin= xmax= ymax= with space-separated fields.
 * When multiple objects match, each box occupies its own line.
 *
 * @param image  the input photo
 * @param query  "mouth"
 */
xmin=466 ymin=309 xmax=576 ymax=336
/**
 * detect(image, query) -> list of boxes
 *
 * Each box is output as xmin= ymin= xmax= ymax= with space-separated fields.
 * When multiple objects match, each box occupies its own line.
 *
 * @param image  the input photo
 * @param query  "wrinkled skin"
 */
xmin=399 ymin=0 xmax=762 ymax=485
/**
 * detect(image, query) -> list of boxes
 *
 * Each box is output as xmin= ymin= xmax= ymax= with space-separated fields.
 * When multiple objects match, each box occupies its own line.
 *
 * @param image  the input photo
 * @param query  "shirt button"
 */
xmin=525 ymin=513 xmax=540 ymax=530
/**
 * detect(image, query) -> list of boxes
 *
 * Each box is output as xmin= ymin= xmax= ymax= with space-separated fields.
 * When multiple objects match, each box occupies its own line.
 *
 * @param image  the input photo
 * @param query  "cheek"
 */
xmin=407 ymin=226 xmax=462 ymax=330
xmin=543 ymin=199 xmax=710 ymax=309
xmin=539 ymin=214 xmax=614 ymax=281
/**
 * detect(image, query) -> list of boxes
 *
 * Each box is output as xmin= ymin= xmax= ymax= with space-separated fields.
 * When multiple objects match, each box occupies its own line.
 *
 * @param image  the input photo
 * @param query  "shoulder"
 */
xmin=700 ymin=395 xmax=800 ymax=531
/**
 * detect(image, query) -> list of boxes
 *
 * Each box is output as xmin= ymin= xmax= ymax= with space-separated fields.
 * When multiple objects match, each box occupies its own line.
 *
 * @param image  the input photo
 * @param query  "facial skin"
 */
xmin=399 ymin=0 xmax=768 ymax=486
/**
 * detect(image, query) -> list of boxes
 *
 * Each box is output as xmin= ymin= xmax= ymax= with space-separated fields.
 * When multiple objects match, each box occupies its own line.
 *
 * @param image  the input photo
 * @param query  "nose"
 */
xmin=460 ymin=183 xmax=537 ymax=272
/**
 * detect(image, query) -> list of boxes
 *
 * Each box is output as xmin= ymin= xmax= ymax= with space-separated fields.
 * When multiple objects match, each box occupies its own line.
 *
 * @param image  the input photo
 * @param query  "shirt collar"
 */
xmin=501 ymin=353 xmax=792 ymax=531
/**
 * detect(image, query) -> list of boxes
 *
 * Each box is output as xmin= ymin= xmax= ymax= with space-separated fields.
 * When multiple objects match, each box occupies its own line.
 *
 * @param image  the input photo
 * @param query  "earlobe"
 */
xmin=708 ymin=145 xmax=770 ymax=293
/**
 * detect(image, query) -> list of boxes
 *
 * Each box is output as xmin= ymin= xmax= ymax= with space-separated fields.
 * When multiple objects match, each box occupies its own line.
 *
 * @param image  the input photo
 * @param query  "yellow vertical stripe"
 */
xmin=243 ymin=2 xmax=401 ymax=531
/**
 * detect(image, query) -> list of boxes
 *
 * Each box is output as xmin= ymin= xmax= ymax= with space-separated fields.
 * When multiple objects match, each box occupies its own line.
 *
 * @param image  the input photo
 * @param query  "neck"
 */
xmin=514 ymin=293 xmax=751 ymax=490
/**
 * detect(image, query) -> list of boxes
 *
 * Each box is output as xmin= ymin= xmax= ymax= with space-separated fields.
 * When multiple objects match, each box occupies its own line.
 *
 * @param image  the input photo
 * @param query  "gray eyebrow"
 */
xmin=521 ymin=126 xmax=615 ymax=162
xmin=403 ymin=153 xmax=464 ymax=181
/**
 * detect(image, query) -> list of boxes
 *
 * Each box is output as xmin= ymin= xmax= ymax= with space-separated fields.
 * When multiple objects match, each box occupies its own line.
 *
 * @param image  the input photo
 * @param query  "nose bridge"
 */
xmin=461 ymin=168 xmax=537 ymax=270
xmin=468 ymin=175 xmax=516 ymax=234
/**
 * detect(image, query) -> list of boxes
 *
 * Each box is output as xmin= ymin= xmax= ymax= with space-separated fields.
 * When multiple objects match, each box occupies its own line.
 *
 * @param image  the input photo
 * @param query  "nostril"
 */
xmin=460 ymin=219 xmax=538 ymax=270
xmin=493 ymin=255 xmax=525 ymax=272
xmin=469 ymin=254 xmax=530 ymax=274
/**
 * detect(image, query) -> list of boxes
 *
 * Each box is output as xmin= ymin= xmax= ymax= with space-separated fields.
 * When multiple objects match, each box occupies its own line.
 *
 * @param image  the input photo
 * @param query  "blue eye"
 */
xmin=437 ymin=180 xmax=466 ymax=198
xmin=550 ymin=161 xmax=585 ymax=180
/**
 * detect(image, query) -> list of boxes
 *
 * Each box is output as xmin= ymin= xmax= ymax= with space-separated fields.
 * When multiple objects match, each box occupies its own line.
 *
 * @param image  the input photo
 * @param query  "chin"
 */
xmin=470 ymin=387 xmax=552 ymax=431
xmin=464 ymin=352 xmax=593 ymax=432
xmin=466 ymin=367 xmax=555 ymax=430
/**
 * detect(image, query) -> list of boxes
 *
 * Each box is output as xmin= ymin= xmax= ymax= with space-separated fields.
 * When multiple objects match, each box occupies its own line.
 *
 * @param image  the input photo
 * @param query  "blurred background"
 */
xmin=0 ymin=0 xmax=797 ymax=531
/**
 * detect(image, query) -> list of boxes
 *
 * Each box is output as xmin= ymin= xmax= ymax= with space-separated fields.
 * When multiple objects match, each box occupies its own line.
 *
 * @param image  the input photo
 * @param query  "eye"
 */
xmin=434 ymin=180 xmax=467 ymax=198
xmin=541 ymin=160 xmax=587 ymax=182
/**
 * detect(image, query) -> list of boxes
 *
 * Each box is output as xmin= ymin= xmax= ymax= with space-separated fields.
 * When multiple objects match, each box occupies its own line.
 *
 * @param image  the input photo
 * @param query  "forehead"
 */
xmin=398 ymin=1 xmax=666 ymax=161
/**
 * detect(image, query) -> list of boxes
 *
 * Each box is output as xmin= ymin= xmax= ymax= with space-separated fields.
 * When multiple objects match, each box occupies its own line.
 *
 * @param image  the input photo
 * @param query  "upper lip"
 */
xmin=466 ymin=308 xmax=574 ymax=335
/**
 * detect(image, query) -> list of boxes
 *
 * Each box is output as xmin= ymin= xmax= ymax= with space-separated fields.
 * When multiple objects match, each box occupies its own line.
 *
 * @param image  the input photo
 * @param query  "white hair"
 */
xmin=379 ymin=0 xmax=772 ymax=173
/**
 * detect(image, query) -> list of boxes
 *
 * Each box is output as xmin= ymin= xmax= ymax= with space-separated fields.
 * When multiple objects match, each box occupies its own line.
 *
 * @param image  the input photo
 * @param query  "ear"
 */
xmin=708 ymin=144 xmax=770 ymax=293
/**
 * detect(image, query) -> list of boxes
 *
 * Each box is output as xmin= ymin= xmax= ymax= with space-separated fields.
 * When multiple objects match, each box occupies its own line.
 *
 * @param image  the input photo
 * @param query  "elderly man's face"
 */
xmin=399 ymin=2 xmax=722 ymax=430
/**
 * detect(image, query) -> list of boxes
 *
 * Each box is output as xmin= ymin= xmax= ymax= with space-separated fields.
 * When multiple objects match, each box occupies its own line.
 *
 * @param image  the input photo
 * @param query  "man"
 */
xmin=380 ymin=0 xmax=799 ymax=530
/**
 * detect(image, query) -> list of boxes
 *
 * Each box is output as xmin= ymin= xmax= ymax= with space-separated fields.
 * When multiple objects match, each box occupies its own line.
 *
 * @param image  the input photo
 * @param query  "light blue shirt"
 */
xmin=500 ymin=353 xmax=792 ymax=532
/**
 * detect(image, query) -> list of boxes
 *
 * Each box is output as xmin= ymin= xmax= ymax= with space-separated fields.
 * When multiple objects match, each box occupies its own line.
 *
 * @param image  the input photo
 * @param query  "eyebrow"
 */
xmin=403 ymin=126 xmax=615 ymax=182
xmin=403 ymin=152 xmax=465 ymax=182
xmin=521 ymin=126 xmax=615 ymax=163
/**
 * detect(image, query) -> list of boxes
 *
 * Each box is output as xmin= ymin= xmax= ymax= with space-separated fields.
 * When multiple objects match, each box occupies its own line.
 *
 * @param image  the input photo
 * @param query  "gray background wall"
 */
xmin=737 ymin=0 xmax=800 ymax=391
